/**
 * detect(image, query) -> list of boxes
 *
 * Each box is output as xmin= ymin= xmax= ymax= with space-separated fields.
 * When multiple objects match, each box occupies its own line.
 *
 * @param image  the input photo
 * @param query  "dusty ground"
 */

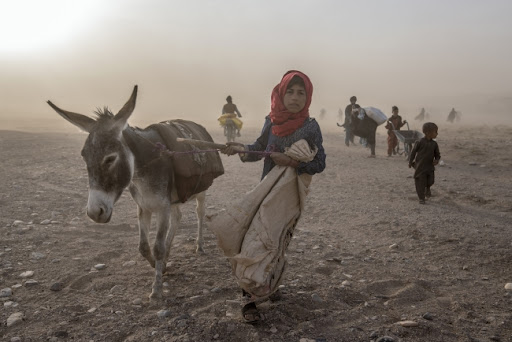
xmin=1 ymin=122 xmax=511 ymax=342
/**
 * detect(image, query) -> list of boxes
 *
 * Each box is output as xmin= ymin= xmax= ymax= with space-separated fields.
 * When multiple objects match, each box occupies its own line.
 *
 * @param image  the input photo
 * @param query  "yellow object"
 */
xmin=218 ymin=113 xmax=243 ymax=130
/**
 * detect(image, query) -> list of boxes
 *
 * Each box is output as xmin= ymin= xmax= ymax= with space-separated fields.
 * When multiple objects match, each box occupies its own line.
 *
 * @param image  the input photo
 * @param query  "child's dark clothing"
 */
xmin=409 ymin=137 xmax=440 ymax=201
xmin=415 ymin=172 xmax=434 ymax=201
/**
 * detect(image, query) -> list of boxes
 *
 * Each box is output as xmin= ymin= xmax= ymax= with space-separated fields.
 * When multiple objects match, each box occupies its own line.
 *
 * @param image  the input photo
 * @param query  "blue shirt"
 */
xmin=244 ymin=116 xmax=326 ymax=179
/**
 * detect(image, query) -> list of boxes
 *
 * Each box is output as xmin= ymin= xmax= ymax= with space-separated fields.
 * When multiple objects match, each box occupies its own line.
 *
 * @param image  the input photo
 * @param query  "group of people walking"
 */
xmin=342 ymin=97 xmax=405 ymax=157
xmin=340 ymin=96 xmax=441 ymax=203
xmin=415 ymin=107 xmax=461 ymax=123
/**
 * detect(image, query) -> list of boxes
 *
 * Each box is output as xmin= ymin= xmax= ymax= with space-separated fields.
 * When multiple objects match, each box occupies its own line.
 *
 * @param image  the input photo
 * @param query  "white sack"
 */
xmin=363 ymin=106 xmax=388 ymax=125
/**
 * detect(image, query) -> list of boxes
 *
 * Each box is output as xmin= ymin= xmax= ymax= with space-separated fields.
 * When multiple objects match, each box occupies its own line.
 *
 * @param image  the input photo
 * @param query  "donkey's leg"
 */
xmin=164 ymin=204 xmax=181 ymax=263
xmin=150 ymin=209 xmax=171 ymax=300
xmin=195 ymin=191 xmax=206 ymax=254
xmin=137 ymin=206 xmax=154 ymax=268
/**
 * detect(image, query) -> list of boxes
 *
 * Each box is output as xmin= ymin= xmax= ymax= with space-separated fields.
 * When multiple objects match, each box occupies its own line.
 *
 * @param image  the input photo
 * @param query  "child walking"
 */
xmin=385 ymin=106 xmax=407 ymax=156
xmin=409 ymin=122 xmax=441 ymax=204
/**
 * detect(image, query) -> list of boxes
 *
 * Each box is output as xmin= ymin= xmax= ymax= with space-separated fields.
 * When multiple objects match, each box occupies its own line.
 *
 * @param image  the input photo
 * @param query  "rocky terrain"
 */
xmin=1 ymin=123 xmax=511 ymax=342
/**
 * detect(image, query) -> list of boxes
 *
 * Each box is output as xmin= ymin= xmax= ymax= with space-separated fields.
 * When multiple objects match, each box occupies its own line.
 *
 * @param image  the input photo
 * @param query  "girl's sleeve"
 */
xmin=241 ymin=117 xmax=271 ymax=162
xmin=297 ymin=120 xmax=326 ymax=175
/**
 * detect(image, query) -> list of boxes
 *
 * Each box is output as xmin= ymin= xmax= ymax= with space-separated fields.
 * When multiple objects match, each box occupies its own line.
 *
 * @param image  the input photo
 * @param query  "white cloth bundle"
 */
xmin=363 ymin=107 xmax=388 ymax=125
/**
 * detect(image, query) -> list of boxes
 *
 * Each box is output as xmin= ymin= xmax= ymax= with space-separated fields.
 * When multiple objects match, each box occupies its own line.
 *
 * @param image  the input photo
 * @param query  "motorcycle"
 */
xmin=224 ymin=118 xmax=237 ymax=143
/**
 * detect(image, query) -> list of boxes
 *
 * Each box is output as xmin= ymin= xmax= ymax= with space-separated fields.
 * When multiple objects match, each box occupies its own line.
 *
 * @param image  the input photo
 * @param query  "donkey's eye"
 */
xmin=103 ymin=154 xmax=117 ymax=166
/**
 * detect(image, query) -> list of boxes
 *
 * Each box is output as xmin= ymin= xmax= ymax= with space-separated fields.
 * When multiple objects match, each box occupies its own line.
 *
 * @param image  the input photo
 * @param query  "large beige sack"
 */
xmin=209 ymin=168 xmax=284 ymax=258
xmin=210 ymin=139 xmax=316 ymax=300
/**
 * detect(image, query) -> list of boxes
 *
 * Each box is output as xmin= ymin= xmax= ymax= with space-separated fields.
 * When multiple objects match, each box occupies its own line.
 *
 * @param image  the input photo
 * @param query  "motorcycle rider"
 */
xmin=222 ymin=95 xmax=243 ymax=137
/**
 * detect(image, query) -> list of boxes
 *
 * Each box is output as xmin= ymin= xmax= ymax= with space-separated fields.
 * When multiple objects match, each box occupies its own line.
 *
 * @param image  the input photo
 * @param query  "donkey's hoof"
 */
xmin=149 ymin=291 xmax=163 ymax=302
xmin=196 ymin=246 xmax=205 ymax=254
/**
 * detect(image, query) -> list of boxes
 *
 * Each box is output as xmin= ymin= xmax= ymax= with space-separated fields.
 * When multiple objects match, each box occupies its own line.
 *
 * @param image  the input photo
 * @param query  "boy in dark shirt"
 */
xmin=409 ymin=122 xmax=441 ymax=204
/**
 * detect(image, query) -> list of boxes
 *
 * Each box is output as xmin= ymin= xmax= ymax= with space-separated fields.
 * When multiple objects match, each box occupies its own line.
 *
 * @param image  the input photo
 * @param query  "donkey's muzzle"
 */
xmin=87 ymin=205 xmax=112 ymax=223
xmin=87 ymin=189 xmax=115 ymax=223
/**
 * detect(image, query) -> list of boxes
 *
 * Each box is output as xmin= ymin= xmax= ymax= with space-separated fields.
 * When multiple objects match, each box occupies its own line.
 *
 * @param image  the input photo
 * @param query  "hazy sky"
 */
xmin=1 ymin=0 xmax=511 ymax=131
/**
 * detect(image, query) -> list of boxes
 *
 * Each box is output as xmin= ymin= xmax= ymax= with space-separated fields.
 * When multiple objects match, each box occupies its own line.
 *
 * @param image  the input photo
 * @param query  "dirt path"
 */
xmin=1 ymin=124 xmax=511 ymax=342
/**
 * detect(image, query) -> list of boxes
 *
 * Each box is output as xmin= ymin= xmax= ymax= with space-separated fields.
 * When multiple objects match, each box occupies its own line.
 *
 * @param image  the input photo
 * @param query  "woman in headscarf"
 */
xmin=221 ymin=70 xmax=326 ymax=323
xmin=224 ymin=70 xmax=325 ymax=178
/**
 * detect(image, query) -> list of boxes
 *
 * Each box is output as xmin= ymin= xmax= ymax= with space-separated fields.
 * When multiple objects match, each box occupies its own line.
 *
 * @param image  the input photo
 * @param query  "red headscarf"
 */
xmin=269 ymin=70 xmax=313 ymax=137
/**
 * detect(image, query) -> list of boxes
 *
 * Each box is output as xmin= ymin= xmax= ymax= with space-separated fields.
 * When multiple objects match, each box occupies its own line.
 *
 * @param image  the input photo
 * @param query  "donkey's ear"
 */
xmin=114 ymin=85 xmax=138 ymax=131
xmin=47 ymin=101 xmax=96 ymax=132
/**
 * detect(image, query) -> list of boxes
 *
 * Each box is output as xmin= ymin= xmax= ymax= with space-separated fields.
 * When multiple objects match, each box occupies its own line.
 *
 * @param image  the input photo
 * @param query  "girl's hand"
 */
xmin=433 ymin=160 xmax=439 ymax=166
xmin=270 ymin=152 xmax=299 ymax=167
xmin=221 ymin=142 xmax=244 ymax=156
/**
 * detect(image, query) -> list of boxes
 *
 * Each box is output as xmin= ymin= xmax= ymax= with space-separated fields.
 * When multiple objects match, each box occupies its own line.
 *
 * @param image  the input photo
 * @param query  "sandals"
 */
xmin=242 ymin=302 xmax=262 ymax=324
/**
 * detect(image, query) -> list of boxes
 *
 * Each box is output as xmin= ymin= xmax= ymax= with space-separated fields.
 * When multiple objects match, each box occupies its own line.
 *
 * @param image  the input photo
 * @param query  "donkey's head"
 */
xmin=48 ymin=86 xmax=138 ymax=223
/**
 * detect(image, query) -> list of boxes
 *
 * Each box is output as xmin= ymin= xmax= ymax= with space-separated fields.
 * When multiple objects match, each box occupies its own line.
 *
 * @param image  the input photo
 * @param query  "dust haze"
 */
xmin=2 ymin=3 xmax=512 ymax=341
xmin=1 ymin=1 xmax=511 ymax=134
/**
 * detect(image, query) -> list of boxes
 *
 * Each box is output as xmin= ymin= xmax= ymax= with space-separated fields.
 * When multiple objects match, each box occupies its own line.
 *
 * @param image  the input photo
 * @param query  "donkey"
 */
xmin=47 ymin=85 xmax=224 ymax=300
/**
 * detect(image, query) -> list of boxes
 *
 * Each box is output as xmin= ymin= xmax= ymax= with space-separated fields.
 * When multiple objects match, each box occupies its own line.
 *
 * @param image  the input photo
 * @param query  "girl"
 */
xmin=224 ymin=70 xmax=325 ymax=178
xmin=222 ymin=70 xmax=326 ymax=323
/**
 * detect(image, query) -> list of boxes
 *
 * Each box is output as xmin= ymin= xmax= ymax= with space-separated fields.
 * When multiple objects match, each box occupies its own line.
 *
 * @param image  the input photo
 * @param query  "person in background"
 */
xmin=343 ymin=96 xmax=359 ymax=147
xmin=348 ymin=107 xmax=378 ymax=157
xmin=415 ymin=107 xmax=426 ymax=121
xmin=319 ymin=108 xmax=326 ymax=119
xmin=447 ymin=107 xmax=458 ymax=123
xmin=222 ymin=95 xmax=243 ymax=136
xmin=408 ymin=122 xmax=441 ymax=204
xmin=385 ymin=106 xmax=407 ymax=157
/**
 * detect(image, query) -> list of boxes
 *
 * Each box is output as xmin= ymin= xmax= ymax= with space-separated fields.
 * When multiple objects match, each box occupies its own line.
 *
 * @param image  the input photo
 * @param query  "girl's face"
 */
xmin=283 ymin=84 xmax=307 ymax=113
xmin=392 ymin=109 xmax=399 ymax=116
